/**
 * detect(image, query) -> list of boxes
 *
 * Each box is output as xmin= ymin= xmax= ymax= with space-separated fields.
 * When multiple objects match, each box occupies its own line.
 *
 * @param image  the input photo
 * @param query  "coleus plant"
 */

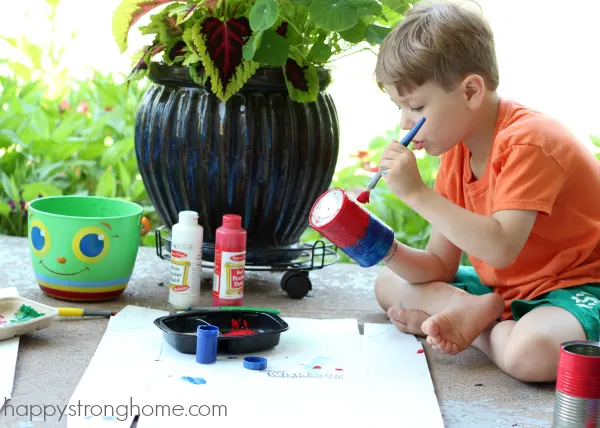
xmin=112 ymin=0 xmax=410 ymax=103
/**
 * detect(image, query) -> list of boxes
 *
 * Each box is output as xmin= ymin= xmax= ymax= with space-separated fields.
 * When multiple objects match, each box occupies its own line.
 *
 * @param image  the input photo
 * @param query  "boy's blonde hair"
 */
xmin=375 ymin=0 xmax=499 ymax=95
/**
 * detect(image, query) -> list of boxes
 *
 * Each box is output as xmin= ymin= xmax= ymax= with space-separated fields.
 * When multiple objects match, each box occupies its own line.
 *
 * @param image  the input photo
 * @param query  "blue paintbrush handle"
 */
xmin=366 ymin=117 xmax=426 ymax=190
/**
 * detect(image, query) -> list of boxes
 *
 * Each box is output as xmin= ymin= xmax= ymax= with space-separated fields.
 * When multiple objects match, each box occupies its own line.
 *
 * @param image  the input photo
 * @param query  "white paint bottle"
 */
xmin=168 ymin=211 xmax=203 ymax=309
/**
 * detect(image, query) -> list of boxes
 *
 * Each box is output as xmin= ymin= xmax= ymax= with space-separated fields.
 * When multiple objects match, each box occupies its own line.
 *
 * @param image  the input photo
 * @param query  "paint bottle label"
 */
xmin=169 ymin=247 xmax=201 ymax=293
xmin=213 ymin=251 xmax=245 ymax=299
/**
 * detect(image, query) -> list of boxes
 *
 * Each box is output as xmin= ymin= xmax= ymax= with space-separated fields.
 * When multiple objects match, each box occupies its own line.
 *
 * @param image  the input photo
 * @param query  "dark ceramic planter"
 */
xmin=135 ymin=62 xmax=340 ymax=263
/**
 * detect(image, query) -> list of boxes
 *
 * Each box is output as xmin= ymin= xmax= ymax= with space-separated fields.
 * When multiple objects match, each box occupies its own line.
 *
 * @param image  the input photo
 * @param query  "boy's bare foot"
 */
xmin=421 ymin=293 xmax=504 ymax=355
xmin=387 ymin=305 xmax=429 ymax=336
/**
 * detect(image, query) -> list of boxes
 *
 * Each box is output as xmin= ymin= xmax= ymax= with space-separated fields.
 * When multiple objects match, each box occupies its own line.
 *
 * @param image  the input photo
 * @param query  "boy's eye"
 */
xmin=411 ymin=106 xmax=424 ymax=112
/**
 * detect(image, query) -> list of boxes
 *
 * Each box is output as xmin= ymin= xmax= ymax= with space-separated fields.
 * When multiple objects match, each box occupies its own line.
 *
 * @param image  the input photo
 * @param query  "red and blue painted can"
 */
xmin=552 ymin=340 xmax=600 ymax=427
xmin=309 ymin=188 xmax=395 ymax=267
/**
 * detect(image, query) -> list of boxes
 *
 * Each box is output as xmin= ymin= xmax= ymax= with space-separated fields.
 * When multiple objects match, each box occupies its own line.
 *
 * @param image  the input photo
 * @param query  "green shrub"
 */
xmin=0 ymin=71 xmax=158 ymax=245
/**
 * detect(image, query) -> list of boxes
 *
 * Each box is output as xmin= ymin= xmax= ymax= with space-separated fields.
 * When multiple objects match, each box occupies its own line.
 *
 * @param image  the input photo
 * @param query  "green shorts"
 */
xmin=451 ymin=265 xmax=600 ymax=341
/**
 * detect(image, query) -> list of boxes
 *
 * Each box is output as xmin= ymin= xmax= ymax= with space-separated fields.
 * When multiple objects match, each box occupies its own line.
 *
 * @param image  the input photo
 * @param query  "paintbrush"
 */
xmin=57 ymin=308 xmax=117 ymax=317
xmin=356 ymin=117 xmax=426 ymax=204
xmin=187 ymin=306 xmax=280 ymax=314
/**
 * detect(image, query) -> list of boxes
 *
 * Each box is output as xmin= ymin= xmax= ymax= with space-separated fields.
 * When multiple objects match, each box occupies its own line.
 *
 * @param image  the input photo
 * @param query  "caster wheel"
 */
xmin=281 ymin=271 xmax=312 ymax=299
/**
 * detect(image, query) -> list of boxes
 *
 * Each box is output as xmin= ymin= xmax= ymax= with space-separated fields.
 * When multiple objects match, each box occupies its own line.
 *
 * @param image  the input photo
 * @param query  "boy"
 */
xmin=372 ymin=0 xmax=600 ymax=383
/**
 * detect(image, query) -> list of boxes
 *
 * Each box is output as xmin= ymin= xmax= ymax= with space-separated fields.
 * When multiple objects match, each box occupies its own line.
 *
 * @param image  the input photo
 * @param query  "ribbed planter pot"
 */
xmin=134 ymin=62 xmax=340 ymax=263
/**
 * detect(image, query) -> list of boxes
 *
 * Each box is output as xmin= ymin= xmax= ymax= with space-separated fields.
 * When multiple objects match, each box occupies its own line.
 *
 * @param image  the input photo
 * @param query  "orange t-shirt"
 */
xmin=434 ymin=97 xmax=600 ymax=320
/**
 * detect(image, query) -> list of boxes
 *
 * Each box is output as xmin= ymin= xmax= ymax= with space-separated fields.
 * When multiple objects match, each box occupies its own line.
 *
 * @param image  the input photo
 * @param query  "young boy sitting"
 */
xmin=372 ymin=0 xmax=600 ymax=383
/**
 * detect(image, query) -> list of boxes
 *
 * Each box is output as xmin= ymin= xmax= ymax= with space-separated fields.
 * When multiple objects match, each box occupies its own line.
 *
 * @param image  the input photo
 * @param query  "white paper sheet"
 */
xmin=68 ymin=307 xmax=444 ymax=428
xmin=362 ymin=323 xmax=445 ymax=427
xmin=0 ymin=287 xmax=20 ymax=413
xmin=66 ymin=306 xmax=169 ymax=428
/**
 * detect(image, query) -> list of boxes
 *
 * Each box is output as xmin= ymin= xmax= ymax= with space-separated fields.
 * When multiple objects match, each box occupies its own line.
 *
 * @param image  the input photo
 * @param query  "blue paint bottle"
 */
xmin=196 ymin=325 xmax=219 ymax=364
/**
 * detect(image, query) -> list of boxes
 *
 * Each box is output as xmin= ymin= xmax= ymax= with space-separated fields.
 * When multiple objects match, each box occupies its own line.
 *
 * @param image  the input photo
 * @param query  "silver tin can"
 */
xmin=552 ymin=340 xmax=600 ymax=427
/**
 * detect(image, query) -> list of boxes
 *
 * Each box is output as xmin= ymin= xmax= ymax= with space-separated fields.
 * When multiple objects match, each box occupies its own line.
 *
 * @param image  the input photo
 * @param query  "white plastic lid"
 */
xmin=178 ymin=210 xmax=199 ymax=225
xmin=310 ymin=188 xmax=344 ymax=227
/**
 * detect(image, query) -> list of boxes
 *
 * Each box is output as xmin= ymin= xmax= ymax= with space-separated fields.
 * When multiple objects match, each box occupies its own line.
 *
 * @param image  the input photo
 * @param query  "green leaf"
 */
xmin=1 ymin=174 xmax=20 ymax=203
xmin=253 ymin=29 xmax=290 ymax=66
xmin=51 ymin=140 xmax=86 ymax=161
xmin=249 ymin=0 xmax=280 ymax=32
xmin=112 ymin=0 xmax=178 ymax=53
xmin=0 ymin=202 xmax=10 ymax=219
xmin=95 ymin=170 xmax=117 ymax=198
xmin=21 ymin=183 xmax=62 ymax=202
xmin=376 ymin=3 xmax=406 ymax=26
xmin=0 ymin=36 xmax=18 ymax=49
xmin=51 ymin=116 xmax=84 ymax=142
xmin=365 ymin=24 xmax=392 ymax=44
xmin=309 ymin=0 xmax=358 ymax=32
xmin=169 ymin=3 xmax=201 ymax=25
xmin=290 ymin=0 xmax=312 ymax=5
xmin=78 ymin=142 xmax=107 ymax=160
xmin=117 ymin=161 xmax=132 ymax=197
xmin=8 ymin=62 xmax=32 ymax=82
xmin=242 ymin=31 xmax=263 ymax=61
xmin=131 ymin=179 xmax=147 ymax=201
xmin=590 ymin=135 xmax=600 ymax=147
xmin=0 ymin=130 xmax=28 ymax=150
xmin=26 ymin=43 xmax=44 ymax=70
xmin=351 ymin=0 xmax=383 ymax=16
xmin=308 ymin=41 xmax=332 ymax=63
xmin=100 ymin=138 xmax=135 ymax=168
xmin=339 ymin=19 xmax=366 ymax=43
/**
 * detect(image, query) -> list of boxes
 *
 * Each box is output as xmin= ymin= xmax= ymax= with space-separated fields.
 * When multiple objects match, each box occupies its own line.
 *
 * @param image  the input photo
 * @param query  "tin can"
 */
xmin=552 ymin=340 xmax=600 ymax=427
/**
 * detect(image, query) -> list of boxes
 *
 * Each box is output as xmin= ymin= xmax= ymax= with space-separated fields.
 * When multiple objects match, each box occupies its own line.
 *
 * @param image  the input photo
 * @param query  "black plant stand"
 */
xmin=155 ymin=225 xmax=339 ymax=299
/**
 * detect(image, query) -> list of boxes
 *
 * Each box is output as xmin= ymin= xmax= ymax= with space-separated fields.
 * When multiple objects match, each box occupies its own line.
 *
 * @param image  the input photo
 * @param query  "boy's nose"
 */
xmin=57 ymin=257 xmax=66 ymax=264
xmin=400 ymin=113 xmax=413 ymax=131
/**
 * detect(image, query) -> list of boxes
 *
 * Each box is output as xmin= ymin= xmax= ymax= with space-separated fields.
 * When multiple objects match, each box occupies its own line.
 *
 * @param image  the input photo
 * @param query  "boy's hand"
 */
xmin=379 ymin=140 xmax=426 ymax=201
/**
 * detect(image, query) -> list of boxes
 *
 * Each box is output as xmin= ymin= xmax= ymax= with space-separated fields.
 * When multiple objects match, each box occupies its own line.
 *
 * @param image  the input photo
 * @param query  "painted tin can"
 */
xmin=552 ymin=340 xmax=600 ymax=427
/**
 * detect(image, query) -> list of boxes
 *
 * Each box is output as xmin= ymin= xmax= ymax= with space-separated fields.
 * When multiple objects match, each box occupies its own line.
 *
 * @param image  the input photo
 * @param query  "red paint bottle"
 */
xmin=212 ymin=214 xmax=246 ymax=307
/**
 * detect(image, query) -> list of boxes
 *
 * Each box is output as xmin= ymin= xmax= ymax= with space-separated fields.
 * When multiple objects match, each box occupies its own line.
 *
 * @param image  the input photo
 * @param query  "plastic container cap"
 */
xmin=196 ymin=325 xmax=219 ymax=364
xmin=244 ymin=356 xmax=267 ymax=370
xmin=222 ymin=214 xmax=242 ymax=229
xmin=179 ymin=210 xmax=199 ymax=225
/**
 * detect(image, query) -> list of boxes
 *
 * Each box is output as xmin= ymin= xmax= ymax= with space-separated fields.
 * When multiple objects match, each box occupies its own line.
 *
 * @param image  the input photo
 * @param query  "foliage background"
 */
xmin=2 ymin=0 xmax=600 ymax=267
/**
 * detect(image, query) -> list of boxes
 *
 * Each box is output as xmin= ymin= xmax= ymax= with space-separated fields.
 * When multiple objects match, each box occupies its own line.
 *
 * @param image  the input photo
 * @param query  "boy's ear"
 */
xmin=460 ymin=74 xmax=486 ymax=109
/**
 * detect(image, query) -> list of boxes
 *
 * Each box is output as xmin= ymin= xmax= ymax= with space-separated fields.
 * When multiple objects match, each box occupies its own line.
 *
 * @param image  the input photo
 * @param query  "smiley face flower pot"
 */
xmin=26 ymin=196 xmax=150 ymax=301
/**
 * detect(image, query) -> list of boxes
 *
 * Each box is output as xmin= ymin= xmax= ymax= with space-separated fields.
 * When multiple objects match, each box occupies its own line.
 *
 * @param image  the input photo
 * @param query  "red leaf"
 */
xmin=276 ymin=22 xmax=288 ymax=37
xmin=130 ymin=0 xmax=172 ymax=30
xmin=168 ymin=40 xmax=187 ymax=60
xmin=202 ymin=17 xmax=252 ymax=88
xmin=285 ymin=58 xmax=309 ymax=92
xmin=130 ymin=43 xmax=165 ymax=75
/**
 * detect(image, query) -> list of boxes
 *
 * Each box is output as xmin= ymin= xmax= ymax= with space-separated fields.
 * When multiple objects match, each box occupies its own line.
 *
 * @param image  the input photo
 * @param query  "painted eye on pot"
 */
xmin=30 ymin=220 xmax=51 ymax=257
xmin=72 ymin=226 xmax=111 ymax=264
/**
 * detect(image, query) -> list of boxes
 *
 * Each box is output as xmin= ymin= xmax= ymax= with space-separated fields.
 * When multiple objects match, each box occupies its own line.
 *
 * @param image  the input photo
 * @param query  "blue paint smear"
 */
xmin=227 ymin=356 xmax=238 ymax=359
xmin=180 ymin=376 xmax=206 ymax=385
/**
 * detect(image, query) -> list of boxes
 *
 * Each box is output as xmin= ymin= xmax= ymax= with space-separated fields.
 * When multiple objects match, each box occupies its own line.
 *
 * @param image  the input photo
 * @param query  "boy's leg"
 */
xmin=375 ymin=266 xmax=504 ymax=354
xmin=480 ymin=284 xmax=598 ymax=382
xmin=471 ymin=305 xmax=587 ymax=382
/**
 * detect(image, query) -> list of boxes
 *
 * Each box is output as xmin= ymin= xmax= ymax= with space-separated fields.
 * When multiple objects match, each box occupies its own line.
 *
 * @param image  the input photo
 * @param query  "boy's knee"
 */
xmin=503 ymin=332 xmax=559 ymax=382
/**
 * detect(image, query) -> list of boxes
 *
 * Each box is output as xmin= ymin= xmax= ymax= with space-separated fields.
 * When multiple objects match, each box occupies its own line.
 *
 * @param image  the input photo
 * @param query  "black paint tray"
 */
xmin=154 ymin=310 xmax=289 ymax=354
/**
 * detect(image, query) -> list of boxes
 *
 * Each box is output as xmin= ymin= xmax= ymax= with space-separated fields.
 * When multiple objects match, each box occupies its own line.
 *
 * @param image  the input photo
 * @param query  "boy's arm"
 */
xmin=382 ymin=226 xmax=463 ymax=284
xmin=407 ymin=186 xmax=537 ymax=268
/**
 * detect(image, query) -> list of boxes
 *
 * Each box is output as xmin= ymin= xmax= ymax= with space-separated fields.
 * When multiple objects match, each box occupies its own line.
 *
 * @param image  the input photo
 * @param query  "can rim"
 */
xmin=561 ymin=340 xmax=600 ymax=358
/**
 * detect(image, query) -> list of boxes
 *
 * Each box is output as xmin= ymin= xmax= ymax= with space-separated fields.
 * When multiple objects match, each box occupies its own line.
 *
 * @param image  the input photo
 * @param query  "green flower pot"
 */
xmin=26 ymin=196 xmax=150 ymax=301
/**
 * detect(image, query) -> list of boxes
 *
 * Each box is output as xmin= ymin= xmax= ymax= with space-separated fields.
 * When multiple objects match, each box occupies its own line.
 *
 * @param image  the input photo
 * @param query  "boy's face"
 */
xmin=384 ymin=80 xmax=475 ymax=156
